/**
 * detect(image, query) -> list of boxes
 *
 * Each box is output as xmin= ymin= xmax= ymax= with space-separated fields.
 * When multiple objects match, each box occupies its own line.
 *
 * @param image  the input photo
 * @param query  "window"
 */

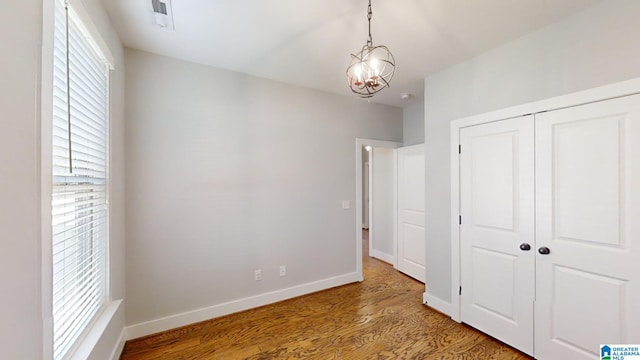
xmin=51 ymin=1 xmax=110 ymax=359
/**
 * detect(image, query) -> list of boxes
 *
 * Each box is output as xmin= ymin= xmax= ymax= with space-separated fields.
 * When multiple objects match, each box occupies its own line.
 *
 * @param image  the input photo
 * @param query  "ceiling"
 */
xmin=101 ymin=0 xmax=601 ymax=108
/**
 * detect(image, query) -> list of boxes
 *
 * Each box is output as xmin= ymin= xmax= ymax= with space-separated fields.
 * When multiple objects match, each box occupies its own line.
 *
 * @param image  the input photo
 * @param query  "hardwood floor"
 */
xmin=120 ymin=231 xmax=531 ymax=359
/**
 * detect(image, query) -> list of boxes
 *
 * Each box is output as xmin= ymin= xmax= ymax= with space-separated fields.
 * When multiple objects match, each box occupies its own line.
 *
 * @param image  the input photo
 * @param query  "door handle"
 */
xmin=538 ymin=247 xmax=551 ymax=255
xmin=519 ymin=243 xmax=531 ymax=251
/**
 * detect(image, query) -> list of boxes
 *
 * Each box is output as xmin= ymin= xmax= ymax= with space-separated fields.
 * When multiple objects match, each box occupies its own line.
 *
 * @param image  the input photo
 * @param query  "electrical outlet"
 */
xmin=254 ymin=269 xmax=262 ymax=281
xmin=279 ymin=265 xmax=286 ymax=277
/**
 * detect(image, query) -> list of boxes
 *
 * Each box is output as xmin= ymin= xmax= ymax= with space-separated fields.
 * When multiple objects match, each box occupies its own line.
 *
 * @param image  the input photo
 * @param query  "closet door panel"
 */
xmin=535 ymin=94 xmax=640 ymax=359
xmin=459 ymin=116 xmax=535 ymax=356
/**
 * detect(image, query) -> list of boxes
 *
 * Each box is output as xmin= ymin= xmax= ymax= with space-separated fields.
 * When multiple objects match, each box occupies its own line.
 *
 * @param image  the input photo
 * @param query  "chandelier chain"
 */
xmin=367 ymin=0 xmax=373 ymax=47
xmin=346 ymin=0 xmax=395 ymax=98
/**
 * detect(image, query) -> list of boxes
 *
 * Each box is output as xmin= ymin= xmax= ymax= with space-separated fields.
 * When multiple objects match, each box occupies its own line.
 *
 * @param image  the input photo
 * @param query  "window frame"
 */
xmin=41 ymin=0 xmax=115 ymax=359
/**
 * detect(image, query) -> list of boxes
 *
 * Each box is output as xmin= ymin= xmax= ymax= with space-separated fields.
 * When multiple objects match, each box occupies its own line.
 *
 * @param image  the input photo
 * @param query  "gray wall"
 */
xmin=124 ymin=49 xmax=403 ymax=325
xmin=0 ymin=1 xmax=43 ymax=358
xmin=424 ymin=0 xmax=640 ymax=305
xmin=403 ymin=100 xmax=425 ymax=146
xmin=370 ymin=147 xmax=395 ymax=259
xmin=0 ymin=0 xmax=126 ymax=359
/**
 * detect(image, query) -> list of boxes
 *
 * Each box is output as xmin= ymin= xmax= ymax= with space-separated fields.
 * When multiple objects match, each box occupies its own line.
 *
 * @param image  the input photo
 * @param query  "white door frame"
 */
xmin=355 ymin=138 xmax=401 ymax=280
xmin=363 ymin=161 xmax=369 ymax=229
xmin=447 ymin=77 xmax=640 ymax=321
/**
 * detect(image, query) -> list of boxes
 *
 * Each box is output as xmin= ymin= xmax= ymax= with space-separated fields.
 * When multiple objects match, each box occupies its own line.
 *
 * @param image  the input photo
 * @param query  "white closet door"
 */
xmin=397 ymin=144 xmax=425 ymax=282
xmin=460 ymin=116 xmax=535 ymax=355
xmin=535 ymin=95 xmax=640 ymax=359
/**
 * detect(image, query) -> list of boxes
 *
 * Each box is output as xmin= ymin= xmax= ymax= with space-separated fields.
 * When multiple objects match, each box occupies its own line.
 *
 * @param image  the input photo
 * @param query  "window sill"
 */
xmin=69 ymin=299 xmax=123 ymax=360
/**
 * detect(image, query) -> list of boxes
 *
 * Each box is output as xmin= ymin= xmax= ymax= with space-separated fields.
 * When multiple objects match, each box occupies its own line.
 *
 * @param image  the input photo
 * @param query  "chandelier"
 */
xmin=346 ymin=0 xmax=395 ymax=98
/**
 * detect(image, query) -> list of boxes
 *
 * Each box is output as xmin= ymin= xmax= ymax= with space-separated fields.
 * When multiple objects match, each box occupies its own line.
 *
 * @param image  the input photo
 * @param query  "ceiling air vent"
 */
xmin=150 ymin=0 xmax=174 ymax=30
xmin=152 ymin=0 xmax=167 ymax=15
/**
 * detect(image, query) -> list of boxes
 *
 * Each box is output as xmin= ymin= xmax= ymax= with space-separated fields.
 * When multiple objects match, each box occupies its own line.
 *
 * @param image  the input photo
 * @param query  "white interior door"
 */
xmin=370 ymin=147 xmax=395 ymax=263
xmin=396 ymin=144 xmax=425 ymax=282
xmin=535 ymin=95 xmax=640 ymax=359
xmin=459 ymin=116 xmax=535 ymax=356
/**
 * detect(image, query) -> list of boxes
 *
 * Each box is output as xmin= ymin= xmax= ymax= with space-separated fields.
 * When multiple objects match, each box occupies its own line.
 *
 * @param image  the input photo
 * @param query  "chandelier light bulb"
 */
xmin=370 ymin=58 xmax=379 ymax=78
xmin=354 ymin=65 xmax=363 ymax=86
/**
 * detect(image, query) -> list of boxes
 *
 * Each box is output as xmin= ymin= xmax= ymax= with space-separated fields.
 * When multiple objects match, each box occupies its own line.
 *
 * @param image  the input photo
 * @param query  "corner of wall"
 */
xmin=124 ymin=273 xmax=361 ymax=340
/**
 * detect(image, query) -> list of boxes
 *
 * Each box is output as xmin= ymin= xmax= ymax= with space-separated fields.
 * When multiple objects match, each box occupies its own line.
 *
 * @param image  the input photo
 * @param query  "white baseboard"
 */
xmin=370 ymin=249 xmax=394 ymax=265
xmin=124 ymin=272 xmax=361 ymax=340
xmin=423 ymin=292 xmax=453 ymax=317
xmin=109 ymin=328 xmax=126 ymax=360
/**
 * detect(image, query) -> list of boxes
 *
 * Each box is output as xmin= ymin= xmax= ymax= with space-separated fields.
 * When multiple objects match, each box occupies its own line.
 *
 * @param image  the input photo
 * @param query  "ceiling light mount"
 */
xmin=346 ymin=0 xmax=395 ymax=98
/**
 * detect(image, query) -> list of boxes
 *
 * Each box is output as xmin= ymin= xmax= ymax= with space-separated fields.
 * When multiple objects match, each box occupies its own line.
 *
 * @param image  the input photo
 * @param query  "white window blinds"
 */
xmin=51 ymin=1 xmax=110 ymax=359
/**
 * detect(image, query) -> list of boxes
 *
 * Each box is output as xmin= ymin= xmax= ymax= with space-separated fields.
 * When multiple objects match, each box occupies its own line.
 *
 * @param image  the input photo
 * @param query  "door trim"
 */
xmin=448 ymin=77 xmax=640 ymax=322
xmin=355 ymin=138 xmax=401 ymax=281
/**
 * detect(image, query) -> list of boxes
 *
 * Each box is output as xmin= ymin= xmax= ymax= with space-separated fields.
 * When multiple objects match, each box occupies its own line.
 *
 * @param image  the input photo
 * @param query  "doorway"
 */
xmin=355 ymin=138 xmax=401 ymax=280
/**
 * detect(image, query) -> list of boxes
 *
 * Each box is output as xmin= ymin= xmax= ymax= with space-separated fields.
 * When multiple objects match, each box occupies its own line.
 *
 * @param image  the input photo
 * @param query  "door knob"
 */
xmin=519 ymin=243 xmax=531 ymax=251
xmin=538 ymin=247 xmax=551 ymax=255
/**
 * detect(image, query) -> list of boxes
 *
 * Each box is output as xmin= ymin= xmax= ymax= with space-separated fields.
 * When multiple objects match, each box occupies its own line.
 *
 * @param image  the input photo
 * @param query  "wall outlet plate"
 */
xmin=279 ymin=265 xmax=286 ymax=277
xmin=254 ymin=269 xmax=262 ymax=281
xmin=342 ymin=200 xmax=351 ymax=209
